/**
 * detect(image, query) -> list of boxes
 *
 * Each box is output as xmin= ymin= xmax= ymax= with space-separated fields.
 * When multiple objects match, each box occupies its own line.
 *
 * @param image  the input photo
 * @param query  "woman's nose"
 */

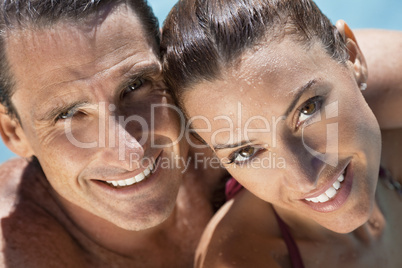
xmin=276 ymin=137 xmax=327 ymax=193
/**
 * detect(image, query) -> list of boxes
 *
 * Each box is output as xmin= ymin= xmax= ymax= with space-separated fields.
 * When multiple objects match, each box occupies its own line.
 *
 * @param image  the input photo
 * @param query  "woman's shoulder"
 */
xmin=356 ymin=29 xmax=402 ymax=129
xmin=195 ymin=189 xmax=288 ymax=268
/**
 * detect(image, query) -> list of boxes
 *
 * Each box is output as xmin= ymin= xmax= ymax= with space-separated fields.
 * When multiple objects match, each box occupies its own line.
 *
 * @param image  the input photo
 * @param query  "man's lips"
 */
xmin=94 ymin=151 xmax=162 ymax=188
xmin=105 ymin=161 xmax=156 ymax=187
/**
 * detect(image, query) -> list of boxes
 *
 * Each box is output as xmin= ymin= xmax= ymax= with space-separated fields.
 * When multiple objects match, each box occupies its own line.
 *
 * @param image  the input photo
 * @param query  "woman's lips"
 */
xmin=301 ymin=162 xmax=354 ymax=213
xmin=305 ymin=173 xmax=344 ymax=203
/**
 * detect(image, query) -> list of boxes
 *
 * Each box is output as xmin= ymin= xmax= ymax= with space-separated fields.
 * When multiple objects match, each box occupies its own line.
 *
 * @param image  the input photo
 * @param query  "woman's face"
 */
xmin=183 ymin=37 xmax=381 ymax=233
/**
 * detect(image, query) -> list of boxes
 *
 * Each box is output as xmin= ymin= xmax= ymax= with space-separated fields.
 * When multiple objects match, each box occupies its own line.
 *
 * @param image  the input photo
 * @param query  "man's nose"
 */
xmin=98 ymin=113 xmax=147 ymax=171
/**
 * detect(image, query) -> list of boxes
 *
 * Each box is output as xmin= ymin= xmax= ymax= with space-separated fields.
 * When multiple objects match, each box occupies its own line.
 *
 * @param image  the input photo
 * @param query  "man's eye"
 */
xmin=123 ymin=78 xmax=145 ymax=96
xmin=296 ymin=96 xmax=322 ymax=127
xmin=57 ymin=109 xmax=76 ymax=121
xmin=129 ymin=78 xmax=144 ymax=91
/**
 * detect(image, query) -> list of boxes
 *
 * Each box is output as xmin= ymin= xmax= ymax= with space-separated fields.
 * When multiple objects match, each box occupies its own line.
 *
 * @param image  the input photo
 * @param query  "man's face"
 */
xmin=6 ymin=4 xmax=187 ymax=230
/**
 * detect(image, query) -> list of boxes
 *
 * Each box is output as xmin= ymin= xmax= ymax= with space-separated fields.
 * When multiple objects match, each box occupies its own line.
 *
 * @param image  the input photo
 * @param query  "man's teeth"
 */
xmin=106 ymin=164 xmax=155 ymax=188
xmin=305 ymin=174 xmax=345 ymax=203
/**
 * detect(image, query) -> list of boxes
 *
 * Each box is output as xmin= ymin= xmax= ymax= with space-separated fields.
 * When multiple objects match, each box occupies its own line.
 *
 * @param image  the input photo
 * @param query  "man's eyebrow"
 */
xmin=39 ymin=101 xmax=89 ymax=121
xmin=213 ymin=140 xmax=255 ymax=151
xmin=121 ymin=62 xmax=162 ymax=81
xmin=284 ymin=79 xmax=317 ymax=116
xmin=116 ymin=61 xmax=162 ymax=93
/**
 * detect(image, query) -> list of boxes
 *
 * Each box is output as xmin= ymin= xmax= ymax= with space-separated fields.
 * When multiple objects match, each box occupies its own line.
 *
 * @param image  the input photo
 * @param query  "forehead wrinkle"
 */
xmin=6 ymin=3 xmax=154 ymax=94
xmin=35 ymin=47 xmax=156 ymax=96
xmin=34 ymin=41 xmax=133 ymax=83
xmin=30 ymin=89 xmax=88 ymax=120
xmin=30 ymin=57 xmax=161 ymax=122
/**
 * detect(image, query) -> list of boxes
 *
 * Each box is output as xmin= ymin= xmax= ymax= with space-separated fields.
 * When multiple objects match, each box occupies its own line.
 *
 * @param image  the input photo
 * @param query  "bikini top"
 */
xmin=224 ymin=166 xmax=401 ymax=268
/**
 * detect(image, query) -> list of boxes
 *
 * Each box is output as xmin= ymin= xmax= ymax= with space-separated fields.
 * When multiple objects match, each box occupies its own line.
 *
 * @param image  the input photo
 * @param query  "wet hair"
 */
xmin=161 ymin=0 xmax=349 ymax=108
xmin=0 ymin=0 xmax=159 ymax=118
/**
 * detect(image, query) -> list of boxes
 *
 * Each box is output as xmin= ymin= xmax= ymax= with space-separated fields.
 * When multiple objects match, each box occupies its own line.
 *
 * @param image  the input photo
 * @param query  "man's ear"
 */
xmin=0 ymin=105 xmax=34 ymax=158
xmin=336 ymin=20 xmax=368 ymax=85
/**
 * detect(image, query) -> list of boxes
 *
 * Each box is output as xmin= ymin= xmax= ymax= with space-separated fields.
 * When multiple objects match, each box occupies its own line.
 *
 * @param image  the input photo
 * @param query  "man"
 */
xmin=0 ymin=1 xmax=399 ymax=267
xmin=0 ymin=0 xmax=226 ymax=267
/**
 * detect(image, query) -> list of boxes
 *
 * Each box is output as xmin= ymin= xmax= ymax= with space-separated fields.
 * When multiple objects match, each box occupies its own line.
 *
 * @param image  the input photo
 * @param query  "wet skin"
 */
xmin=6 ymin=4 xmax=185 ymax=231
xmin=188 ymin=32 xmax=402 ymax=267
xmin=0 ymin=3 xmax=226 ymax=267
xmin=185 ymin=37 xmax=381 ymax=233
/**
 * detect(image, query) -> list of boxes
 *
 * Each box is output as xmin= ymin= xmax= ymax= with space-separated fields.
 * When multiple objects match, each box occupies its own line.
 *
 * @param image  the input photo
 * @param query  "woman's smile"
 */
xmin=183 ymin=37 xmax=381 ymax=232
xmin=301 ymin=161 xmax=354 ymax=213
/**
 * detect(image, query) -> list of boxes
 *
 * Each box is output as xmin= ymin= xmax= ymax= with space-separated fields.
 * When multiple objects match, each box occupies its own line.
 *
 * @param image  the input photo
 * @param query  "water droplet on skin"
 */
xmin=271 ymin=251 xmax=279 ymax=259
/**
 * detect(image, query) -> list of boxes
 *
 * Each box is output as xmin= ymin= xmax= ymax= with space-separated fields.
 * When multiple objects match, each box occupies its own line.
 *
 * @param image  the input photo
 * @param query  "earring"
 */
xmin=360 ymin=83 xmax=367 ymax=91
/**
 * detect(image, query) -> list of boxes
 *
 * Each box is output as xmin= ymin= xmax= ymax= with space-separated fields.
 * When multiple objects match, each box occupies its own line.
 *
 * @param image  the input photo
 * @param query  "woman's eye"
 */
xmin=229 ymin=146 xmax=258 ymax=165
xmin=297 ymin=97 xmax=322 ymax=127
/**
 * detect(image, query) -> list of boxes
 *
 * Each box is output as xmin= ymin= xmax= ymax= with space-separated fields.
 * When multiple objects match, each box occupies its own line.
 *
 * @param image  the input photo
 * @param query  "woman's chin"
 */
xmin=320 ymin=205 xmax=373 ymax=234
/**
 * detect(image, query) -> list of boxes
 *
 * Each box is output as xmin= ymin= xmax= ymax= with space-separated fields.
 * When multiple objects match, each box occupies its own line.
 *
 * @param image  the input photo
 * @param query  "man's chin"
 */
xmin=109 ymin=202 xmax=177 ymax=231
xmin=89 ymin=189 xmax=177 ymax=230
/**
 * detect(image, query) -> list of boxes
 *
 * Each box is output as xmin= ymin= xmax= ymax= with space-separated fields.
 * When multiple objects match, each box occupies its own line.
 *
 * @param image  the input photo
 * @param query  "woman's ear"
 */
xmin=0 ymin=105 xmax=34 ymax=158
xmin=336 ymin=20 xmax=368 ymax=86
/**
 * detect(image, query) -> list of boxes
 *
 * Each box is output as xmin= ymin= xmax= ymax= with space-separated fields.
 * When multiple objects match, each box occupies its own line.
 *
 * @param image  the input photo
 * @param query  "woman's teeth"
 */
xmin=106 ymin=163 xmax=155 ymax=188
xmin=305 ymin=174 xmax=345 ymax=203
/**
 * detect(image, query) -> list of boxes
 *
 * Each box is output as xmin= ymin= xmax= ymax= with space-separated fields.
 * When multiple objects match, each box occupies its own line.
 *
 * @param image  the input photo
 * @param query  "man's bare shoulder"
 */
xmin=0 ymin=159 xmax=86 ymax=267
xmin=0 ymin=158 xmax=30 ymax=215
xmin=0 ymin=158 xmax=48 ymax=217
xmin=195 ymin=190 xmax=289 ymax=268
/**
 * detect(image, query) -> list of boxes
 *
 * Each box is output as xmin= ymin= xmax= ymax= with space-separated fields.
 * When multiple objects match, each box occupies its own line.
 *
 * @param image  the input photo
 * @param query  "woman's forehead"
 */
xmin=233 ymin=38 xmax=330 ymax=80
xmin=185 ymin=40 xmax=333 ymax=109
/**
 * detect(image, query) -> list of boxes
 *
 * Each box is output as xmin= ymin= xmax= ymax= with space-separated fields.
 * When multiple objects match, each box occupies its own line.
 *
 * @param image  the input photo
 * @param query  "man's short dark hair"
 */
xmin=0 ymin=0 xmax=160 ymax=119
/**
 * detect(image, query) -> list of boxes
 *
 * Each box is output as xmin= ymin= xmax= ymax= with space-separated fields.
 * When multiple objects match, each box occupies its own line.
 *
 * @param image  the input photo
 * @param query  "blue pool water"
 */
xmin=150 ymin=0 xmax=402 ymax=30
xmin=1 ymin=0 xmax=401 ymax=164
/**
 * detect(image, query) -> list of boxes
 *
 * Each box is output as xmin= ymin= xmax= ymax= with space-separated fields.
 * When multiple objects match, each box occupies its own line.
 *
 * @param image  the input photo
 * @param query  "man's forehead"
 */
xmin=7 ymin=4 xmax=153 ymax=62
xmin=6 ymin=2 xmax=161 ymax=122
xmin=6 ymin=3 xmax=158 ymax=87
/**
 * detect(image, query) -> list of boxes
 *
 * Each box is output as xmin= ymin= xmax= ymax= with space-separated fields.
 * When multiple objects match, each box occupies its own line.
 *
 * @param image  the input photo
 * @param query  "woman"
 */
xmin=161 ymin=0 xmax=402 ymax=267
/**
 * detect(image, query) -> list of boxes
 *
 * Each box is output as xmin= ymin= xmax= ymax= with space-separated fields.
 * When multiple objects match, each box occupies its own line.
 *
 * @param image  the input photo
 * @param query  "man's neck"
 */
xmin=49 ymin=188 xmax=179 ymax=258
xmin=44 ymin=167 xmax=219 ymax=265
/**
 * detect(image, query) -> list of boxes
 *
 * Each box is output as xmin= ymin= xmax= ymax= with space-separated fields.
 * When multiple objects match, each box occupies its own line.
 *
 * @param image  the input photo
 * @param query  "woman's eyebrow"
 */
xmin=284 ymin=79 xmax=317 ymax=116
xmin=213 ymin=140 xmax=255 ymax=151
